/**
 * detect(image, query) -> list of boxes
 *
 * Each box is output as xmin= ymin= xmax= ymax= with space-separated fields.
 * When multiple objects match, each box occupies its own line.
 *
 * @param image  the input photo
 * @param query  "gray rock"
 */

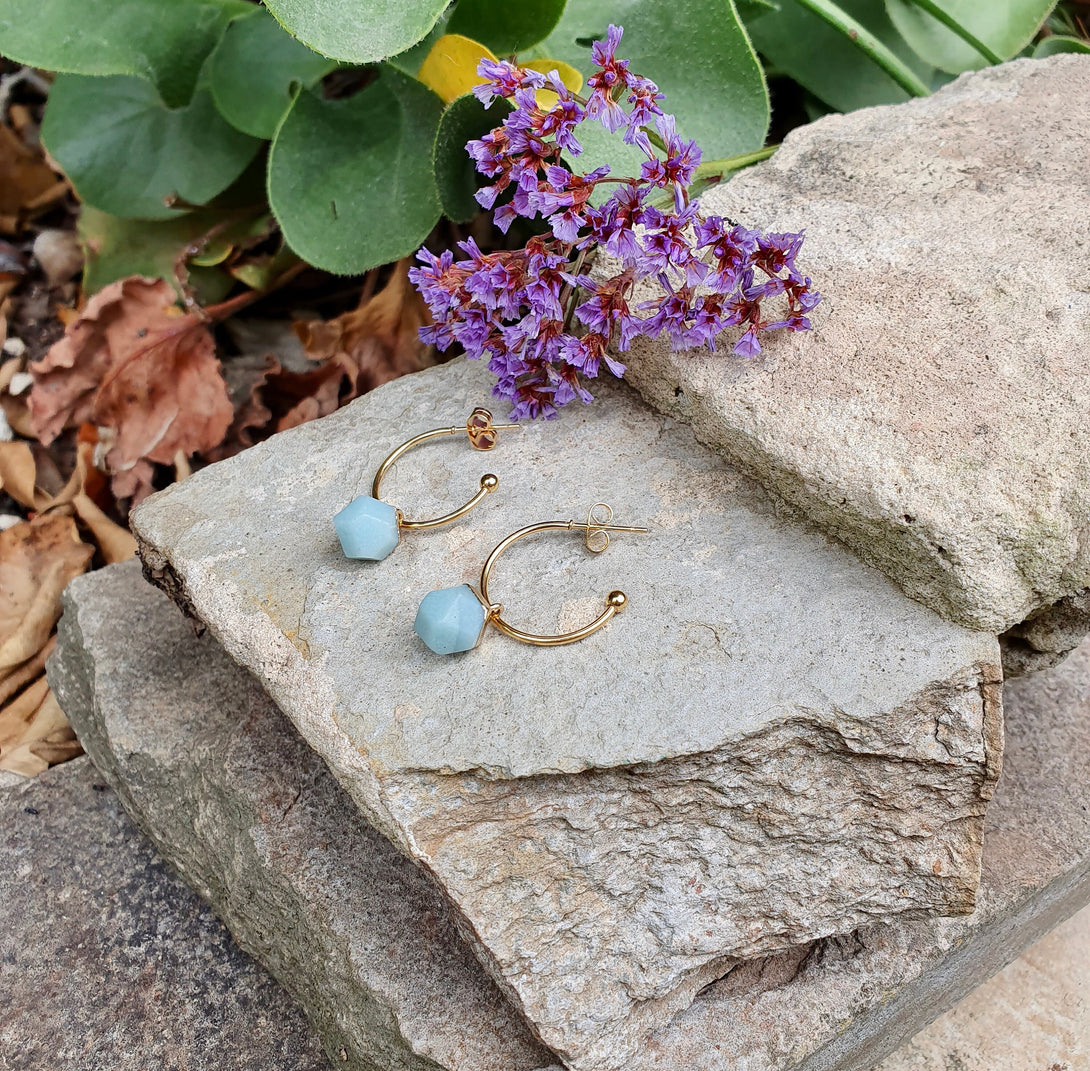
xmin=1001 ymin=587 xmax=1090 ymax=677
xmin=0 ymin=756 xmax=326 ymax=1071
xmin=128 ymin=357 xmax=1003 ymax=1071
xmin=616 ymin=55 xmax=1090 ymax=638
xmin=51 ymin=561 xmax=1090 ymax=1071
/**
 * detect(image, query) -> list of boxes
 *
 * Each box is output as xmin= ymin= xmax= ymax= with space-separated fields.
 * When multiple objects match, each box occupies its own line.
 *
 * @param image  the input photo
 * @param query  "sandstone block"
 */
xmin=0 ymin=757 xmax=325 ymax=1071
xmin=616 ymin=55 xmax=1090 ymax=644
xmin=51 ymin=561 xmax=1090 ymax=1071
xmin=127 ymin=357 xmax=1002 ymax=1069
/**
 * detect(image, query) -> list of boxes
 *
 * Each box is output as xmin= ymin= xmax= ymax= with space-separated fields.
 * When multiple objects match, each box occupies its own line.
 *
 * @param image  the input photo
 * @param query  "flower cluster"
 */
xmin=410 ymin=25 xmax=820 ymax=420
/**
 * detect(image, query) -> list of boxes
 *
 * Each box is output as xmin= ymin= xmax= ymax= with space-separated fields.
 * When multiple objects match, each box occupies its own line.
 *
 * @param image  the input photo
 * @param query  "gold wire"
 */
xmin=477 ymin=506 xmax=649 ymax=647
xmin=370 ymin=410 xmax=519 ymax=530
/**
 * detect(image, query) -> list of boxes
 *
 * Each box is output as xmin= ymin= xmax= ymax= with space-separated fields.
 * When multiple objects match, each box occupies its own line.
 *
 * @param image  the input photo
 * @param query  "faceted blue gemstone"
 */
xmin=333 ymin=496 xmax=400 ymax=561
xmin=414 ymin=584 xmax=488 ymax=655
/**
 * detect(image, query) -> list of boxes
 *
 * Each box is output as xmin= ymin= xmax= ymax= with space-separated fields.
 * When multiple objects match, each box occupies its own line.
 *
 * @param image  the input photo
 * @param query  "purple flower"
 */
xmin=412 ymin=27 xmax=820 ymax=419
xmin=474 ymin=59 xmax=545 ymax=107
xmin=753 ymin=231 xmax=804 ymax=275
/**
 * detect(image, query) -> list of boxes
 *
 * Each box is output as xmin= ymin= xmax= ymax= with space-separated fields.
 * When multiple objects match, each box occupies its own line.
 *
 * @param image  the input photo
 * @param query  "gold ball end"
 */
xmin=607 ymin=590 xmax=627 ymax=609
xmin=481 ymin=473 xmax=499 ymax=492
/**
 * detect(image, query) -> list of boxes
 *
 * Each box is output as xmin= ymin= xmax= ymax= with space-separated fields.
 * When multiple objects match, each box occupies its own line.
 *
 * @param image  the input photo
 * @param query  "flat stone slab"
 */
xmin=51 ymin=561 xmax=1090 ymax=1071
xmin=619 ymin=55 xmax=1090 ymax=638
xmin=878 ymin=903 xmax=1090 ymax=1071
xmin=0 ymin=756 xmax=326 ymax=1071
xmin=129 ymin=358 xmax=1002 ymax=1070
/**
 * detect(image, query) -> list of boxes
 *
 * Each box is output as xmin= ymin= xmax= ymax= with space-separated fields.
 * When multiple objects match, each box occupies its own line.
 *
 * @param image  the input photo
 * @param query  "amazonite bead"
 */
xmin=414 ymin=584 xmax=488 ymax=655
xmin=334 ymin=496 xmax=400 ymax=561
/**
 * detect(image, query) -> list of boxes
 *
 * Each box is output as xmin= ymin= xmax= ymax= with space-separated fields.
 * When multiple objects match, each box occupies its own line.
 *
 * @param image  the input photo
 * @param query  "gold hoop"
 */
xmin=371 ymin=407 xmax=519 ymax=530
xmin=477 ymin=503 xmax=648 ymax=647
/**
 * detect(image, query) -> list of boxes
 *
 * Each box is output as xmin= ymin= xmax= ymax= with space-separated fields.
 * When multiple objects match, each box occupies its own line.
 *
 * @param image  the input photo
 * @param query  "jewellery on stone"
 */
xmin=414 ymin=503 xmax=649 ymax=655
xmin=334 ymin=408 xmax=519 ymax=562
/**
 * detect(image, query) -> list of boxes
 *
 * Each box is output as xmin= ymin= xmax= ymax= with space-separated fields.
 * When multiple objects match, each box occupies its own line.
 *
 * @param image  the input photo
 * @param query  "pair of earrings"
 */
xmin=333 ymin=407 xmax=647 ymax=655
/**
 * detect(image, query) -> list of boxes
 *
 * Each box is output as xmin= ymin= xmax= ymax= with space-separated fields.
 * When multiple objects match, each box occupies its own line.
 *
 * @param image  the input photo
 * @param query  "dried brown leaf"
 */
xmin=0 ymin=634 xmax=54 ymax=708
xmin=28 ymin=276 xmax=234 ymax=475
xmin=0 ymin=441 xmax=47 ymax=510
xmin=0 ymin=690 xmax=80 ymax=776
xmin=0 ymin=674 xmax=50 ymax=751
xmin=0 ymin=125 xmax=66 ymax=235
xmin=293 ymin=259 xmax=434 ymax=400
xmin=0 ymin=513 xmax=93 ymax=671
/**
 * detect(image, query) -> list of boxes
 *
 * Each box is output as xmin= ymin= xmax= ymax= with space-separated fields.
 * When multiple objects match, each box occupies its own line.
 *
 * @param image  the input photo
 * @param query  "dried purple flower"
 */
xmin=410 ymin=25 xmax=821 ymax=419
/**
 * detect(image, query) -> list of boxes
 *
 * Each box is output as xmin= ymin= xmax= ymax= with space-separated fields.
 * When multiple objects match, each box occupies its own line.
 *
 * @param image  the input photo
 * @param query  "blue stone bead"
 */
xmin=334 ymin=496 xmax=400 ymax=561
xmin=414 ymin=584 xmax=488 ymax=655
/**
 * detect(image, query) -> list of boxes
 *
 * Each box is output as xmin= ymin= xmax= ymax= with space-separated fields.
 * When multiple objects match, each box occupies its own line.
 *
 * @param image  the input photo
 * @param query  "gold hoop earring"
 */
xmin=334 ymin=408 xmax=519 ymax=561
xmin=413 ymin=503 xmax=649 ymax=654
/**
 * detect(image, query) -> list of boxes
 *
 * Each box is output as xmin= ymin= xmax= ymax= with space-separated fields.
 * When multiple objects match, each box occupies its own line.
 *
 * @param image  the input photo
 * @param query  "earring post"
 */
xmin=569 ymin=522 xmax=650 ymax=533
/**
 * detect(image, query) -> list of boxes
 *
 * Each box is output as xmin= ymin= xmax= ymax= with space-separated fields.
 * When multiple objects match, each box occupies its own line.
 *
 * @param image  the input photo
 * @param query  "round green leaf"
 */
xmin=886 ymin=0 xmax=1056 ymax=73
xmin=539 ymin=0 xmax=770 ymax=171
xmin=748 ymin=0 xmax=939 ymax=111
xmin=0 ymin=0 xmax=249 ymax=108
xmin=42 ymin=73 xmax=263 ymax=220
xmin=262 ymin=0 xmax=449 ymax=63
xmin=1033 ymin=34 xmax=1090 ymax=57
xmin=448 ymin=0 xmax=567 ymax=54
xmin=209 ymin=8 xmax=339 ymax=138
xmin=434 ymin=94 xmax=512 ymax=222
xmin=268 ymin=68 xmax=444 ymax=274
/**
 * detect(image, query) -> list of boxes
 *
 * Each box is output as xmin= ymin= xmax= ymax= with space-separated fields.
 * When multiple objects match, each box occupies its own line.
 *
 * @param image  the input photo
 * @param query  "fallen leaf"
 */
xmin=28 ymin=276 xmax=234 ymax=483
xmin=293 ymin=259 xmax=435 ymax=400
xmin=0 ymin=440 xmax=47 ymax=510
xmin=0 ymin=513 xmax=93 ymax=777
xmin=0 ymin=513 xmax=93 ymax=671
xmin=0 ymin=124 xmax=68 ymax=236
xmin=207 ymin=353 xmax=348 ymax=461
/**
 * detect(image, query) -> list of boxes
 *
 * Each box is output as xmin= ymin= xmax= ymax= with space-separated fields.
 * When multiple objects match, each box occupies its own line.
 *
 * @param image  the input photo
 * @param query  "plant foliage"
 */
xmin=0 ymin=0 xmax=1071 ymax=277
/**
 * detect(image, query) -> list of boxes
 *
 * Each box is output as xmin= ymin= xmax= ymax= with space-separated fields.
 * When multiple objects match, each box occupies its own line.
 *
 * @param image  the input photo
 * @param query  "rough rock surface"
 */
xmin=52 ymin=562 xmax=1090 ymax=1071
xmin=128 ymin=357 xmax=1003 ymax=1070
xmin=1002 ymin=587 xmax=1090 ymax=678
xmin=0 ymin=757 xmax=326 ymax=1071
xmin=617 ymin=55 xmax=1090 ymax=640
xmin=878 ymin=903 xmax=1090 ymax=1071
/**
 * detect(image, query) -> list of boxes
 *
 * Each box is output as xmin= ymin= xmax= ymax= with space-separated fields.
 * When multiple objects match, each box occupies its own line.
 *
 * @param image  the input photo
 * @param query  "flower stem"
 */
xmin=899 ymin=0 xmax=1002 ymax=64
xmin=790 ymin=0 xmax=931 ymax=97
xmin=693 ymin=145 xmax=778 ymax=183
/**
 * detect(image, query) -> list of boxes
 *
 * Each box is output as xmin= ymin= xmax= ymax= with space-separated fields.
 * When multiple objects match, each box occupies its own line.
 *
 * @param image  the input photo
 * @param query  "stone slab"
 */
xmin=0 ymin=756 xmax=326 ymax=1071
xmin=129 ymin=358 xmax=1002 ymax=1069
xmin=878 ymin=902 xmax=1090 ymax=1071
xmin=50 ymin=561 xmax=1090 ymax=1071
xmin=617 ymin=55 xmax=1090 ymax=640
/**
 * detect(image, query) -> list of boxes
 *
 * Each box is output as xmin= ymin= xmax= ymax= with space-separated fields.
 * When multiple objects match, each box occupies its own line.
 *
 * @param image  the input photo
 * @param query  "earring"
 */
xmin=414 ymin=503 xmax=649 ymax=655
xmin=334 ymin=408 xmax=519 ymax=561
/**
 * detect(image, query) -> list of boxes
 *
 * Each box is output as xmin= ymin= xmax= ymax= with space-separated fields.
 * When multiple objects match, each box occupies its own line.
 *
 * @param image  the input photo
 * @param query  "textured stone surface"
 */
xmin=51 ymin=562 xmax=1090 ymax=1071
xmin=1002 ymin=587 xmax=1090 ymax=678
xmin=129 ymin=357 xmax=1003 ymax=1070
xmin=0 ymin=757 xmax=326 ymax=1071
xmin=878 ymin=903 xmax=1090 ymax=1071
xmin=618 ymin=55 xmax=1090 ymax=638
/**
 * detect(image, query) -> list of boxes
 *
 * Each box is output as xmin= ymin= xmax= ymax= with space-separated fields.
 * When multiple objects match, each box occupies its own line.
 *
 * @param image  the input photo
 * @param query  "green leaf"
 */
xmin=1034 ymin=34 xmax=1090 ymax=56
xmin=268 ymin=67 xmax=444 ymax=274
xmin=448 ymin=0 xmax=567 ymax=53
xmin=736 ymin=0 xmax=780 ymax=19
xmin=433 ymin=94 xmax=512 ymax=222
xmin=748 ymin=0 xmax=937 ymax=110
xmin=540 ymin=0 xmax=770 ymax=176
xmin=0 ymin=0 xmax=249 ymax=108
xmin=78 ymin=161 xmax=269 ymax=295
xmin=263 ymin=0 xmax=450 ymax=63
xmin=385 ymin=9 xmax=454 ymax=76
xmin=885 ymin=0 xmax=1056 ymax=73
xmin=41 ymin=73 xmax=263 ymax=220
xmin=209 ymin=8 xmax=339 ymax=138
